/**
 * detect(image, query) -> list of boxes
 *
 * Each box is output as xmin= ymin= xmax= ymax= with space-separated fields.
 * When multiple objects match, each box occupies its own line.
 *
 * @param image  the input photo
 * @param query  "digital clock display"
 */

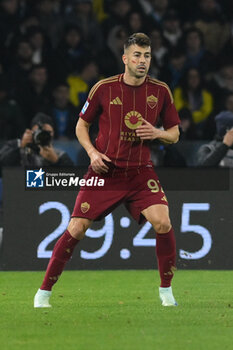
xmin=1 ymin=169 xmax=233 ymax=270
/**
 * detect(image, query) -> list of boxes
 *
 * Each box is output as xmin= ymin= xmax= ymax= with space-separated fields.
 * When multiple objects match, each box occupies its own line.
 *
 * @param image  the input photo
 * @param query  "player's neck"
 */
xmin=123 ymin=72 xmax=146 ymax=86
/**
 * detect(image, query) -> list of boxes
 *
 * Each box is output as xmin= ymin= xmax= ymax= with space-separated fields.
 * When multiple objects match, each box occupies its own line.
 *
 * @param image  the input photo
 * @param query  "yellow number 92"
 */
xmin=147 ymin=179 xmax=160 ymax=193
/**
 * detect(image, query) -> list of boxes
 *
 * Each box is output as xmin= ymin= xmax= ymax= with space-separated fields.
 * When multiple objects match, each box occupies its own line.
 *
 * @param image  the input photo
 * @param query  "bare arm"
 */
xmin=76 ymin=118 xmax=111 ymax=174
xmin=136 ymin=119 xmax=180 ymax=144
xmin=157 ymin=125 xmax=180 ymax=144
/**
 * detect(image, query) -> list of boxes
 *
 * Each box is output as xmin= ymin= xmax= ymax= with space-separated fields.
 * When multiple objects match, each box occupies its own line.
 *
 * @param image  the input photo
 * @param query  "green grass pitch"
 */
xmin=1 ymin=270 xmax=233 ymax=350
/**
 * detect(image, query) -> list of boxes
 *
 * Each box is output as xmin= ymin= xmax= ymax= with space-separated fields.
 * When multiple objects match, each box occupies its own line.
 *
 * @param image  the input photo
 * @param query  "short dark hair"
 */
xmin=31 ymin=112 xmax=54 ymax=129
xmin=124 ymin=33 xmax=151 ymax=51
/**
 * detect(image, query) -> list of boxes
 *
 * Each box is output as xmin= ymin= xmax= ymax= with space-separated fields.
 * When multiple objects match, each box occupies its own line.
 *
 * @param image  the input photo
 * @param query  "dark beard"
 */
xmin=128 ymin=66 xmax=147 ymax=79
xmin=135 ymin=73 xmax=145 ymax=79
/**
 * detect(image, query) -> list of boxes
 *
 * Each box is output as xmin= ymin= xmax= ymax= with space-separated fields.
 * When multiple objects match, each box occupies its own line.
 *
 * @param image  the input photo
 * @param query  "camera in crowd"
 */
xmin=26 ymin=123 xmax=52 ymax=153
xmin=26 ymin=113 xmax=54 ymax=153
xmin=33 ymin=123 xmax=52 ymax=147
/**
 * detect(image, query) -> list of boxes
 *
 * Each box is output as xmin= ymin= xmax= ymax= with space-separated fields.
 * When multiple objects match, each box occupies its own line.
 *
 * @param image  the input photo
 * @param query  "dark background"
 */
xmin=1 ymin=168 xmax=232 ymax=270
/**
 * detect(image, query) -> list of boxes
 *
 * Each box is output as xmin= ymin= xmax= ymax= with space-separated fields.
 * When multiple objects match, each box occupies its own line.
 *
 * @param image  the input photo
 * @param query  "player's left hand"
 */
xmin=136 ymin=118 xmax=162 ymax=140
xmin=39 ymin=145 xmax=59 ymax=163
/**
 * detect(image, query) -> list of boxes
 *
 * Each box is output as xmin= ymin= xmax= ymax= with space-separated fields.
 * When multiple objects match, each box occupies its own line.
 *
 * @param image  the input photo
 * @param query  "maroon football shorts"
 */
xmin=72 ymin=166 xmax=168 ymax=224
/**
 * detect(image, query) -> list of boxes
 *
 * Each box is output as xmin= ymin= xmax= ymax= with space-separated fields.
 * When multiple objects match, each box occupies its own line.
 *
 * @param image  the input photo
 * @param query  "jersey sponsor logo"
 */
xmin=26 ymin=168 xmax=45 ymax=188
xmin=120 ymin=131 xmax=140 ymax=142
xmin=81 ymin=100 xmax=89 ymax=114
xmin=81 ymin=202 xmax=90 ymax=213
xmin=124 ymin=111 xmax=143 ymax=130
xmin=110 ymin=97 xmax=122 ymax=105
xmin=147 ymin=95 xmax=158 ymax=109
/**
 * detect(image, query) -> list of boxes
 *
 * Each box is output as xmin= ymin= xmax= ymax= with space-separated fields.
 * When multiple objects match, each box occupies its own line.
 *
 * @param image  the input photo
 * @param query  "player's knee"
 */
xmin=68 ymin=218 xmax=91 ymax=240
xmin=153 ymin=218 xmax=171 ymax=234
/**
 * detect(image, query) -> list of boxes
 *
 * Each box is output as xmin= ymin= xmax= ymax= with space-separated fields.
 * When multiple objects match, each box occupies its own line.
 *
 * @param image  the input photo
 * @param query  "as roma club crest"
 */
xmin=147 ymin=95 xmax=158 ymax=109
xmin=81 ymin=202 xmax=90 ymax=213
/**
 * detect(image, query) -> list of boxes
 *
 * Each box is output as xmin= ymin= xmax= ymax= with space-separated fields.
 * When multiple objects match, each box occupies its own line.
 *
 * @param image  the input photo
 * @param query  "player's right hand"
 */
xmin=223 ymin=128 xmax=233 ymax=147
xmin=20 ymin=129 xmax=33 ymax=148
xmin=89 ymin=150 xmax=111 ymax=174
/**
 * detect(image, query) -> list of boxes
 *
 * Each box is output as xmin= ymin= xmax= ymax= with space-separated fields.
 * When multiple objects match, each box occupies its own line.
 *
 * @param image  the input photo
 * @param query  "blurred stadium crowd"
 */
xmin=0 ymin=0 xmax=233 ymax=169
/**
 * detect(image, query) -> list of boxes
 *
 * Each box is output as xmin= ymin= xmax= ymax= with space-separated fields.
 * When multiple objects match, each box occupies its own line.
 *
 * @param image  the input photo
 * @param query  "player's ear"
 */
xmin=122 ymin=54 xmax=127 ymax=65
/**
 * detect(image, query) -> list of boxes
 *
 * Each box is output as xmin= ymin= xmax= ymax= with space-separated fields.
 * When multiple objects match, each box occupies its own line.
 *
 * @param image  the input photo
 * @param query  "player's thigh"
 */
xmin=68 ymin=217 xmax=93 ymax=240
xmin=141 ymin=204 xmax=171 ymax=233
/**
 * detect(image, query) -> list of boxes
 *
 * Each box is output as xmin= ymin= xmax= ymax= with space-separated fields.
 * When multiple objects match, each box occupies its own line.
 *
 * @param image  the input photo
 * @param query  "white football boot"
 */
xmin=159 ymin=286 xmax=178 ymax=306
xmin=34 ymin=289 xmax=52 ymax=308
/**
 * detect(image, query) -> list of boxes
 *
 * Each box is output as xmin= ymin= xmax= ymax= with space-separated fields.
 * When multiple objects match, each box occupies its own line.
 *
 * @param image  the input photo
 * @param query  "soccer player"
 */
xmin=34 ymin=33 xmax=180 ymax=308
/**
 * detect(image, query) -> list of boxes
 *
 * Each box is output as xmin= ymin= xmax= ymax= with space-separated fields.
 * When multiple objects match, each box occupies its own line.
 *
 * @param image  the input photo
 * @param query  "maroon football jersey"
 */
xmin=80 ymin=74 xmax=180 ymax=168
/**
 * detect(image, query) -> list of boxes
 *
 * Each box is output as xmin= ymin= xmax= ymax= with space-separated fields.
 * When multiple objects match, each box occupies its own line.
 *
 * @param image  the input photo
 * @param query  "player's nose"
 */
xmin=139 ymin=57 xmax=146 ymax=64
